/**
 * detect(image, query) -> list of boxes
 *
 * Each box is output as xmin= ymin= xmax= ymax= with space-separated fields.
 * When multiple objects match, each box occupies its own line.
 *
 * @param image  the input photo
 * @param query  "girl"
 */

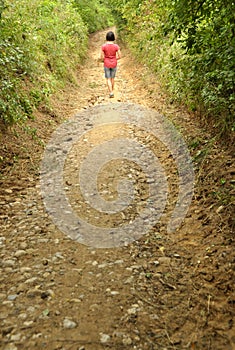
xmin=100 ymin=31 xmax=121 ymax=98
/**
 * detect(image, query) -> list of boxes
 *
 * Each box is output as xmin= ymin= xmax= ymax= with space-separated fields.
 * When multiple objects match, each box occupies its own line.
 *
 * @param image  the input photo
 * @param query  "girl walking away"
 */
xmin=100 ymin=31 xmax=121 ymax=98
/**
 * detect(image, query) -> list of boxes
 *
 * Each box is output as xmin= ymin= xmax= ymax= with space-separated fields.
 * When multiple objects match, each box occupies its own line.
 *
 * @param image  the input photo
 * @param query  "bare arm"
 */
xmin=116 ymin=49 xmax=121 ymax=60
xmin=99 ymin=49 xmax=105 ymax=62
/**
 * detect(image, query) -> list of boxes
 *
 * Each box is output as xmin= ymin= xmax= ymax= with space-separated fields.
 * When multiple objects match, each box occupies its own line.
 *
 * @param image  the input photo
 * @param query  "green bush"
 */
xmin=108 ymin=0 xmax=235 ymax=135
xmin=0 ymin=0 xmax=88 ymax=124
xmin=73 ymin=0 xmax=114 ymax=33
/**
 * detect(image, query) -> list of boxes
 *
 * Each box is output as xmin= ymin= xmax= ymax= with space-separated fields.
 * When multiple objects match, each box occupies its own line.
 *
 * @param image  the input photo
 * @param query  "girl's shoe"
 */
xmin=109 ymin=93 xmax=114 ymax=98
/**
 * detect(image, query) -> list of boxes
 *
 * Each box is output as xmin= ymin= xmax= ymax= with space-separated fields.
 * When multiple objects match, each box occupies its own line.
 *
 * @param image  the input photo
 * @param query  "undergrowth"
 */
xmin=0 ymin=0 xmax=113 ymax=125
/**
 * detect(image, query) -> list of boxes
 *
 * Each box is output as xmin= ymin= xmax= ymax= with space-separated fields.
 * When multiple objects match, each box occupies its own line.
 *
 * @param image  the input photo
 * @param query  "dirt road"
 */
xmin=0 ymin=28 xmax=234 ymax=350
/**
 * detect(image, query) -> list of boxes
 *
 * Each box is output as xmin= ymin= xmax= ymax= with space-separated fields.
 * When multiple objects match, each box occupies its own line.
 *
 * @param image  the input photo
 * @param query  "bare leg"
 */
xmin=106 ymin=78 xmax=113 ymax=94
xmin=111 ymin=78 xmax=115 ymax=91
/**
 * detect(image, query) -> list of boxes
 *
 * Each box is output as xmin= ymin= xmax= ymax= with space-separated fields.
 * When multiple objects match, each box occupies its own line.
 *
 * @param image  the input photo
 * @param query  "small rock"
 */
xmin=18 ymin=313 xmax=27 ymax=320
xmin=89 ymin=304 xmax=99 ymax=311
xmin=158 ymin=257 xmax=171 ymax=264
xmin=114 ymin=259 xmax=124 ymax=264
xmin=7 ymin=295 xmax=18 ymax=301
xmin=63 ymin=318 xmax=77 ymax=329
xmin=2 ymin=301 xmax=13 ymax=306
xmin=14 ymin=250 xmax=27 ymax=258
xmin=23 ymin=321 xmax=34 ymax=327
xmin=3 ymin=260 xmax=16 ymax=267
xmin=122 ymin=337 xmax=132 ymax=345
xmin=216 ymin=205 xmax=224 ymax=213
xmin=10 ymin=334 xmax=21 ymax=341
xmin=98 ymin=263 xmax=108 ymax=269
xmin=26 ymin=289 xmax=42 ymax=298
xmin=54 ymin=252 xmax=65 ymax=260
xmin=124 ymin=276 xmax=134 ymax=284
xmin=70 ymin=298 xmax=82 ymax=303
xmin=152 ymin=260 xmax=160 ymax=266
xmin=16 ymin=283 xmax=27 ymax=293
xmin=4 ymin=344 xmax=18 ymax=350
xmin=19 ymin=242 xmax=28 ymax=250
xmin=24 ymin=277 xmax=38 ymax=284
xmin=110 ymin=291 xmax=119 ymax=296
xmin=100 ymin=333 xmax=111 ymax=343
xmin=32 ymin=333 xmax=42 ymax=339
xmin=127 ymin=307 xmax=138 ymax=315
xmin=19 ymin=267 xmax=32 ymax=273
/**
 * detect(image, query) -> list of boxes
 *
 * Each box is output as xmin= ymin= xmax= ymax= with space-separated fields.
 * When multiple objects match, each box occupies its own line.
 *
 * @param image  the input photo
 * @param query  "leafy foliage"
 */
xmin=107 ymin=0 xmax=235 ymax=134
xmin=0 ymin=0 xmax=113 ymax=125
xmin=73 ymin=0 xmax=114 ymax=33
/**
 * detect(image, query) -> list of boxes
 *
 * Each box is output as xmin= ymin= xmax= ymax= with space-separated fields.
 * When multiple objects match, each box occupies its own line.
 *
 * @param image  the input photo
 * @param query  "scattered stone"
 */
xmin=158 ymin=257 xmax=171 ymax=264
xmin=114 ymin=259 xmax=124 ymax=264
xmin=10 ymin=334 xmax=21 ymax=341
xmin=5 ymin=189 xmax=13 ymax=194
xmin=18 ymin=313 xmax=28 ymax=320
xmin=3 ymin=260 xmax=16 ymax=267
xmin=122 ymin=336 xmax=133 ymax=345
xmin=24 ymin=277 xmax=38 ymax=284
xmin=7 ymin=295 xmax=18 ymax=301
xmin=19 ymin=267 xmax=32 ymax=273
xmin=23 ymin=321 xmax=34 ymax=327
xmin=89 ymin=304 xmax=99 ymax=311
xmin=124 ymin=276 xmax=134 ymax=284
xmin=98 ymin=263 xmax=108 ymax=269
xmin=127 ymin=304 xmax=139 ymax=315
xmin=4 ymin=344 xmax=18 ymax=350
xmin=100 ymin=333 xmax=111 ymax=343
xmin=14 ymin=250 xmax=27 ymax=258
xmin=110 ymin=291 xmax=119 ymax=296
xmin=63 ymin=318 xmax=77 ymax=329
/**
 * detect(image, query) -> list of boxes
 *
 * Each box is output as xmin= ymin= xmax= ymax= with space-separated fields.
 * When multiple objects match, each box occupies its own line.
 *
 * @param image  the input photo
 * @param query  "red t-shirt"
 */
xmin=102 ymin=43 xmax=120 ymax=68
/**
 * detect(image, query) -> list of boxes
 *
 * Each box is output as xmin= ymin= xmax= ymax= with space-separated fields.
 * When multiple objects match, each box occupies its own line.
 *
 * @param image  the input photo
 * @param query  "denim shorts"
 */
xmin=104 ymin=66 xmax=117 ymax=79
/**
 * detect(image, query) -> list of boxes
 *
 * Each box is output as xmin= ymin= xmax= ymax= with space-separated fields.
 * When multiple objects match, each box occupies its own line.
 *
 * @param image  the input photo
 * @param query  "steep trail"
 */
xmin=0 ymin=28 xmax=234 ymax=350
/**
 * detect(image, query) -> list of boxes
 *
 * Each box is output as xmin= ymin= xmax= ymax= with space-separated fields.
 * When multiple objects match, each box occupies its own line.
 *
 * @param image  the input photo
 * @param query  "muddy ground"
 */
xmin=0 ymin=28 xmax=234 ymax=350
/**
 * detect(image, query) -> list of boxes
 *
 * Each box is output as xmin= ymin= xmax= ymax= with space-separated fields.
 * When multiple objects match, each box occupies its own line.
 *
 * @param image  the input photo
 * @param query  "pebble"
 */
xmin=3 ymin=260 xmax=16 ymax=267
xmin=4 ymin=344 xmax=18 ymax=350
xmin=122 ymin=337 xmax=133 ymax=345
xmin=24 ymin=277 xmax=38 ymax=284
xmin=124 ymin=276 xmax=134 ymax=284
xmin=7 ymin=295 xmax=18 ymax=301
xmin=18 ymin=313 xmax=28 ymax=320
xmin=19 ymin=267 xmax=32 ymax=273
xmin=23 ymin=321 xmax=34 ymax=327
xmin=14 ymin=250 xmax=27 ymax=258
xmin=63 ymin=318 xmax=77 ymax=329
xmin=158 ymin=257 xmax=171 ymax=264
xmin=100 ymin=333 xmax=111 ymax=343
xmin=127 ymin=304 xmax=139 ymax=315
xmin=110 ymin=291 xmax=119 ymax=296
xmin=10 ymin=334 xmax=21 ymax=341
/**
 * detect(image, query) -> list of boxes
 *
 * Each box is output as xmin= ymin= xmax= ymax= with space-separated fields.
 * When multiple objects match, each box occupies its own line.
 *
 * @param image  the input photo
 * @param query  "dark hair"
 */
xmin=106 ymin=31 xmax=115 ymax=41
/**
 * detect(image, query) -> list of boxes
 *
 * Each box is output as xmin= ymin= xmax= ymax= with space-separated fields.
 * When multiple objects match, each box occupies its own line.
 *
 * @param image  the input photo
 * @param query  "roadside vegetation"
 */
xmin=108 ymin=0 xmax=235 ymax=137
xmin=0 ymin=0 xmax=113 ymax=125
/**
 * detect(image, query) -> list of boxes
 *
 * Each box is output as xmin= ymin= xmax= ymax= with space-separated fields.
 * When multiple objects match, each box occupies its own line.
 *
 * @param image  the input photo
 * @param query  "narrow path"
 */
xmin=0 ymin=28 xmax=234 ymax=350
